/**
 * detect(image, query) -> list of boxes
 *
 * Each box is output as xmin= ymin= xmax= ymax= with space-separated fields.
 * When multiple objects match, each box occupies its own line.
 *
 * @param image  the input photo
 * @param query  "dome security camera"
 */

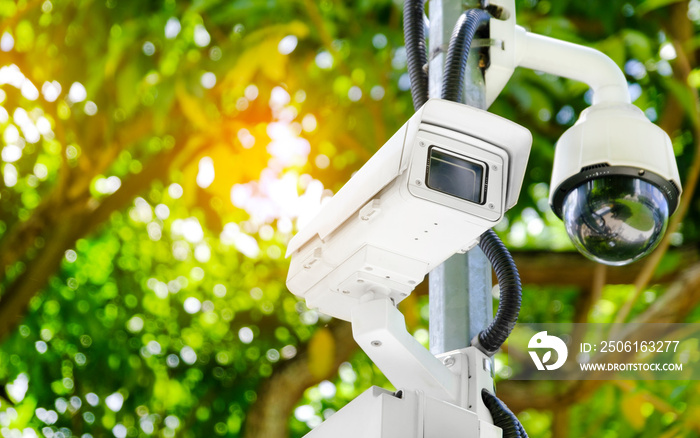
xmin=484 ymin=11 xmax=683 ymax=266
xmin=549 ymin=103 xmax=681 ymax=266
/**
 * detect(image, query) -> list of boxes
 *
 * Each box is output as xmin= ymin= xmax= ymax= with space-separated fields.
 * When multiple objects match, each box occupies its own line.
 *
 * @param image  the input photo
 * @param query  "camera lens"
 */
xmin=562 ymin=176 xmax=669 ymax=266
xmin=426 ymin=147 xmax=486 ymax=204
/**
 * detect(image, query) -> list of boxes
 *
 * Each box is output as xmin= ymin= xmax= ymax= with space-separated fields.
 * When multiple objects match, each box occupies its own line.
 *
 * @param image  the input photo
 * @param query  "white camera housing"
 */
xmin=286 ymin=99 xmax=531 ymax=321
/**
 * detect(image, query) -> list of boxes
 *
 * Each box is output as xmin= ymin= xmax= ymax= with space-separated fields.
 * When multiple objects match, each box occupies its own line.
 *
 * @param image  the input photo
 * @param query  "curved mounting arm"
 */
xmin=514 ymin=28 xmax=630 ymax=105
xmin=484 ymin=0 xmax=631 ymax=108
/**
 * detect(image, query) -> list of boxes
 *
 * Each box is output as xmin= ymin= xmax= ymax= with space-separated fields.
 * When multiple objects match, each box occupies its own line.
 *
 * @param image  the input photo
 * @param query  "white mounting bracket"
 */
xmin=485 ymin=0 xmax=630 ymax=107
xmin=304 ymin=386 xmax=502 ymax=438
xmin=350 ymin=297 xmax=495 ymax=418
xmin=303 ymin=297 xmax=500 ymax=437
xmin=484 ymin=0 xmax=517 ymax=108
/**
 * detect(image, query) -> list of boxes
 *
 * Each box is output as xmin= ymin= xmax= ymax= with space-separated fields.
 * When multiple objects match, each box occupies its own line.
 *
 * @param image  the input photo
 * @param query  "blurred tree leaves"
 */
xmin=0 ymin=0 xmax=697 ymax=438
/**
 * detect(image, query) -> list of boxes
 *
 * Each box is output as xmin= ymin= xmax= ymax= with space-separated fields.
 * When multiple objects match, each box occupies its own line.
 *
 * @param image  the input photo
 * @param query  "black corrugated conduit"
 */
xmin=438 ymin=8 xmax=522 ymax=356
xmin=441 ymin=8 xmax=491 ymax=102
xmin=482 ymin=389 xmax=529 ymax=438
xmin=473 ymin=229 xmax=522 ymax=355
xmin=403 ymin=0 xmax=429 ymax=111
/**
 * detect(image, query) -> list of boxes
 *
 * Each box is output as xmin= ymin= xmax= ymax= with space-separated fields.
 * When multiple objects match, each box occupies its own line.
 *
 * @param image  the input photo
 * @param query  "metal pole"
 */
xmin=427 ymin=0 xmax=493 ymax=355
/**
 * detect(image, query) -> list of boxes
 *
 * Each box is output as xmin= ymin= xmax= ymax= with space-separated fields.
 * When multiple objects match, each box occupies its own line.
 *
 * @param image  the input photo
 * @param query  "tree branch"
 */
xmin=616 ymin=3 xmax=700 ymax=323
xmin=0 ymin=134 xmax=210 ymax=340
xmin=498 ymin=258 xmax=700 ymax=412
xmin=511 ymin=248 xmax=694 ymax=288
xmin=243 ymin=321 xmax=358 ymax=438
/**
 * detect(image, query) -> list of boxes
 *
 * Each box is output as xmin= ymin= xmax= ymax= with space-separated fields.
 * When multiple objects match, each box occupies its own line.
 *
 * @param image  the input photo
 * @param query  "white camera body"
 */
xmin=286 ymin=99 xmax=531 ymax=321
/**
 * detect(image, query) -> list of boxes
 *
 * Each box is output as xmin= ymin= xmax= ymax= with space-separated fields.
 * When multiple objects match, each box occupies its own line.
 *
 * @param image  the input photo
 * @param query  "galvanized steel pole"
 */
xmin=427 ymin=0 xmax=493 ymax=355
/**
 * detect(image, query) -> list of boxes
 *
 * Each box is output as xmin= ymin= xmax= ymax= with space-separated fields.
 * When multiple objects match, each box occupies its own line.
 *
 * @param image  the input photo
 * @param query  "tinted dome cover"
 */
xmin=562 ymin=175 xmax=669 ymax=266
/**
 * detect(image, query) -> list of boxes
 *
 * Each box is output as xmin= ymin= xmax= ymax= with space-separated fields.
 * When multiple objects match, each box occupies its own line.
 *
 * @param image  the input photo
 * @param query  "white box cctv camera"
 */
xmin=286 ymin=99 xmax=532 ymax=321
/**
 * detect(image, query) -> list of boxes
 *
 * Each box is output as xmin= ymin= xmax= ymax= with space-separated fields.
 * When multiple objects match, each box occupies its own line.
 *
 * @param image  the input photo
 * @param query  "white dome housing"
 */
xmin=549 ymin=103 xmax=682 ymax=265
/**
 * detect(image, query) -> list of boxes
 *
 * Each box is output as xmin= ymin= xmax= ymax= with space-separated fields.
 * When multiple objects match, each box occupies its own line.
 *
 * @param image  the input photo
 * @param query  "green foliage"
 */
xmin=0 ymin=0 xmax=698 ymax=437
xmin=1 ymin=190 xmax=305 ymax=436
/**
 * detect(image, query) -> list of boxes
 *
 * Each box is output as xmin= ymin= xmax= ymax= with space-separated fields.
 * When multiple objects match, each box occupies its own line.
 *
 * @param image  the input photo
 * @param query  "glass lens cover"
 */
xmin=562 ymin=176 xmax=669 ymax=266
xmin=427 ymin=147 xmax=485 ymax=204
